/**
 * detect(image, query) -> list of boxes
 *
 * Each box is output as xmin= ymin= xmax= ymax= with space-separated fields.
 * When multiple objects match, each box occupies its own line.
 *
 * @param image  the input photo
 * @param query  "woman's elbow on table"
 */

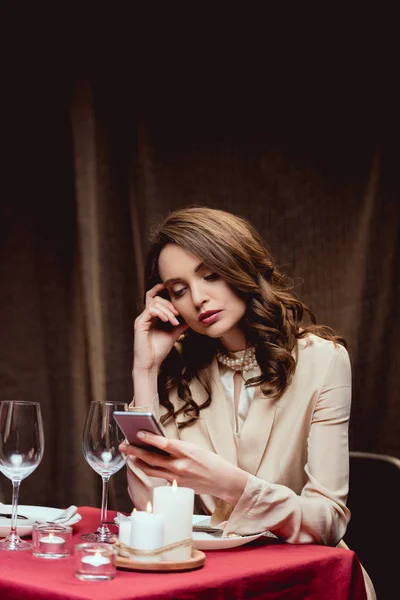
xmin=281 ymin=498 xmax=350 ymax=546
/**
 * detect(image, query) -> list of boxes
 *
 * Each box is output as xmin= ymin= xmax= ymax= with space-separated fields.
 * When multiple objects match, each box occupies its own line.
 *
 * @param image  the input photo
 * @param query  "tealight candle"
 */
xmin=153 ymin=480 xmax=194 ymax=561
xmin=32 ymin=523 xmax=72 ymax=559
xmin=39 ymin=533 xmax=65 ymax=554
xmin=130 ymin=502 xmax=164 ymax=562
xmin=81 ymin=552 xmax=111 ymax=567
xmin=75 ymin=543 xmax=116 ymax=581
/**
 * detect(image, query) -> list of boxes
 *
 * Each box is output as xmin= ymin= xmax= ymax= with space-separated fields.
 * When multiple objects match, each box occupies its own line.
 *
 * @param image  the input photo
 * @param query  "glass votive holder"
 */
xmin=75 ymin=542 xmax=117 ymax=581
xmin=32 ymin=523 xmax=72 ymax=559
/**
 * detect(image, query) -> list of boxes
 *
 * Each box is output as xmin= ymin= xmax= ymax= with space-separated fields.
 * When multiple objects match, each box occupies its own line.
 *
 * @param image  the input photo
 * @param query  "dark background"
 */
xmin=0 ymin=5 xmax=399 ymax=511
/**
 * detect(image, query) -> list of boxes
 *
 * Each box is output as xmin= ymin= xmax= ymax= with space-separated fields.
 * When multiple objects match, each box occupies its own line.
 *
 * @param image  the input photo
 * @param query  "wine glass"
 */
xmin=0 ymin=400 xmax=44 ymax=551
xmin=81 ymin=401 xmax=128 ymax=542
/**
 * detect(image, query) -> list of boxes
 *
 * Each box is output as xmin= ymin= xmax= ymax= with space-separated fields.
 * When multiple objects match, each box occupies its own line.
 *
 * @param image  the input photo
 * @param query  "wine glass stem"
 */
xmin=10 ymin=480 xmax=21 ymax=535
xmin=100 ymin=475 xmax=110 ymax=525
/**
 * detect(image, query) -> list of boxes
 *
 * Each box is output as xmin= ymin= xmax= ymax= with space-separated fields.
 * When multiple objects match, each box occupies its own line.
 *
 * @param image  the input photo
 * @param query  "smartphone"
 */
xmin=113 ymin=411 xmax=169 ymax=455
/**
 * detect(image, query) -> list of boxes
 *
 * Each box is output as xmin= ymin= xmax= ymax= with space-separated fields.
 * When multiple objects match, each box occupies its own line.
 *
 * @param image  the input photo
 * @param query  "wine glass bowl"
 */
xmin=0 ymin=400 xmax=44 ymax=551
xmin=84 ymin=447 xmax=126 ymax=479
xmin=81 ymin=401 xmax=128 ymax=542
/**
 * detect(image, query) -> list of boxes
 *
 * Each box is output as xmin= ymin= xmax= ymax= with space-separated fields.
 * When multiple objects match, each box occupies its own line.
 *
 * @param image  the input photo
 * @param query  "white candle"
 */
xmin=153 ymin=481 xmax=194 ymax=561
xmin=130 ymin=503 xmax=164 ymax=562
xmin=118 ymin=520 xmax=132 ymax=545
xmin=81 ymin=552 xmax=111 ymax=567
xmin=39 ymin=533 xmax=66 ymax=554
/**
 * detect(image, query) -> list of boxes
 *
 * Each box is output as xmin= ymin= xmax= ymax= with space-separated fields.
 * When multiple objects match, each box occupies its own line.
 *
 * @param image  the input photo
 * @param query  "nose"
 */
xmin=191 ymin=282 xmax=209 ymax=309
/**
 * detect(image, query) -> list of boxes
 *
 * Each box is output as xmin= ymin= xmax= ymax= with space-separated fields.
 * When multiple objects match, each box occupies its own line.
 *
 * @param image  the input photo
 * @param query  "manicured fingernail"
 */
xmin=119 ymin=443 xmax=128 ymax=451
xmin=137 ymin=431 xmax=146 ymax=439
xmin=173 ymin=318 xmax=180 ymax=325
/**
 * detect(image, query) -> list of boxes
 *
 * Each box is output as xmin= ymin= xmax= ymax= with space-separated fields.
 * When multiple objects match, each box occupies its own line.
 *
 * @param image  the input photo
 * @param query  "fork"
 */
xmin=192 ymin=524 xmax=224 ymax=534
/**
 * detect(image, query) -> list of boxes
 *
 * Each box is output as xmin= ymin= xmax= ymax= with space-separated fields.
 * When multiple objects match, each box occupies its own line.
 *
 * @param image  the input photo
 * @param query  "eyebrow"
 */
xmin=164 ymin=262 xmax=206 ymax=285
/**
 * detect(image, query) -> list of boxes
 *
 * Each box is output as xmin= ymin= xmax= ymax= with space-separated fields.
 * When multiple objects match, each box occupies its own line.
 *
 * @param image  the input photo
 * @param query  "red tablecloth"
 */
xmin=0 ymin=506 xmax=367 ymax=600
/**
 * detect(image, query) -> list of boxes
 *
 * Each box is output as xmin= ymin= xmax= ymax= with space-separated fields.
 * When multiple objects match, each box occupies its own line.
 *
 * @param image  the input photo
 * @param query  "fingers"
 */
xmin=145 ymin=284 xmax=176 ymax=312
xmin=120 ymin=441 xmax=174 ymax=480
xmin=120 ymin=432 xmax=183 ymax=458
xmin=121 ymin=444 xmax=168 ymax=465
xmin=142 ymin=284 xmax=181 ymax=327
xmin=135 ymin=298 xmax=181 ymax=332
xmin=133 ymin=457 xmax=174 ymax=482
xmin=148 ymin=301 xmax=180 ymax=325
xmin=120 ymin=440 xmax=188 ymax=485
xmin=145 ymin=283 xmax=166 ymax=302
xmin=136 ymin=431 xmax=177 ymax=454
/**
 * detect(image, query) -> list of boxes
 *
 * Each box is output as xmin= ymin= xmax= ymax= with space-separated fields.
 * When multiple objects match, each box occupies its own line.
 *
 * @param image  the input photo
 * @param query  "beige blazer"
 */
xmin=128 ymin=334 xmax=352 ymax=544
xmin=127 ymin=333 xmax=376 ymax=599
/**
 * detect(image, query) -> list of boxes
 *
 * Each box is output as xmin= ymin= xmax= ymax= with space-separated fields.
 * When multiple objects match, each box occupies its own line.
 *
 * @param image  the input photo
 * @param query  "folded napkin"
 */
xmin=0 ymin=503 xmax=80 ymax=525
xmin=36 ymin=505 xmax=79 ymax=524
xmin=115 ymin=512 xmax=129 ymax=524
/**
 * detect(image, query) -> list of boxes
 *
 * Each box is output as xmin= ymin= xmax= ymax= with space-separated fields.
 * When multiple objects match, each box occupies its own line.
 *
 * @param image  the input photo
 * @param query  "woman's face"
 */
xmin=158 ymin=244 xmax=247 ymax=351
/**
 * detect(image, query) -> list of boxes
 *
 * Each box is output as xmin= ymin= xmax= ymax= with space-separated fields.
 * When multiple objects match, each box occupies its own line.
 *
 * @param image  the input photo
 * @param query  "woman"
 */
xmin=121 ymin=206 xmax=375 ymax=598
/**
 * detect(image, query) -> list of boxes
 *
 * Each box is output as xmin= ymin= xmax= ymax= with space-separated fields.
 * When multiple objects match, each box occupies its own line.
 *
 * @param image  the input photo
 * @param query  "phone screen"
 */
xmin=113 ymin=411 xmax=169 ymax=455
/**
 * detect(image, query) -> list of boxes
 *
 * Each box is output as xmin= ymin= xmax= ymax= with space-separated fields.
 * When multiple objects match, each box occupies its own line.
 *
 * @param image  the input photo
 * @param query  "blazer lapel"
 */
xmin=237 ymin=384 xmax=280 ymax=475
xmin=191 ymin=357 xmax=238 ymax=466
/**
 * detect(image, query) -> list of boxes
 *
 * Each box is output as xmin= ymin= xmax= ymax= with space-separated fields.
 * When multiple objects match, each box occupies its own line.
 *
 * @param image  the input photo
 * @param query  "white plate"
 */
xmin=0 ymin=505 xmax=82 ymax=538
xmin=192 ymin=515 xmax=265 ymax=550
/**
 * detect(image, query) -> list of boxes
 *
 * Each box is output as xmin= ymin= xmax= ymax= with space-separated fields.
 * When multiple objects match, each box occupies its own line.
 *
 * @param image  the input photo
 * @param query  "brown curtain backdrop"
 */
xmin=0 ymin=7 xmax=399 ymax=509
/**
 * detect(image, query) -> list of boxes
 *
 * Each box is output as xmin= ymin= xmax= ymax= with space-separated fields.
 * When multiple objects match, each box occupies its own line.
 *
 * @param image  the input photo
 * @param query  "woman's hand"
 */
xmin=120 ymin=432 xmax=248 ymax=506
xmin=133 ymin=283 xmax=188 ymax=374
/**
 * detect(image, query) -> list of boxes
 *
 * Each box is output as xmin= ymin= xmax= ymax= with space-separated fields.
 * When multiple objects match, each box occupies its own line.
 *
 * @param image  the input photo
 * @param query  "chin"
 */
xmin=203 ymin=322 xmax=234 ymax=339
xmin=191 ymin=327 xmax=220 ymax=338
xmin=203 ymin=330 xmax=223 ymax=339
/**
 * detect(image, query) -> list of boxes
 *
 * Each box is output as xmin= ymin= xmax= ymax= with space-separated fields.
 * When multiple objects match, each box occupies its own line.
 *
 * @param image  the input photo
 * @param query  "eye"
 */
xmin=171 ymin=287 xmax=186 ymax=298
xmin=204 ymin=273 xmax=219 ymax=281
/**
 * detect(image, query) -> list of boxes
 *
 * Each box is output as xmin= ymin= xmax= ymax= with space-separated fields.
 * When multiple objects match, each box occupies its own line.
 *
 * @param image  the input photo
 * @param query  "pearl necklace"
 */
xmin=216 ymin=346 xmax=259 ymax=372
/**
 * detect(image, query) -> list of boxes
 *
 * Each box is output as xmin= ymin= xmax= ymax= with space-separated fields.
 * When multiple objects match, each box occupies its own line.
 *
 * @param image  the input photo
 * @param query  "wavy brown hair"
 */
xmin=144 ymin=206 xmax=346 ymax=429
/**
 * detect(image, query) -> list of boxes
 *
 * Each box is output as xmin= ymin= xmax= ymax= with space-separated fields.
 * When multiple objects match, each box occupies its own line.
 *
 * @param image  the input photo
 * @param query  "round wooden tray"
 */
xmin=116 ymin=549 xmax=206 ymax=572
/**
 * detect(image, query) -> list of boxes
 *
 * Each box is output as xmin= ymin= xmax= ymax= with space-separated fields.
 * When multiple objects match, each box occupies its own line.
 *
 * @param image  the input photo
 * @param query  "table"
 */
xmin=0 ymin=506 xmax=367 ymax=600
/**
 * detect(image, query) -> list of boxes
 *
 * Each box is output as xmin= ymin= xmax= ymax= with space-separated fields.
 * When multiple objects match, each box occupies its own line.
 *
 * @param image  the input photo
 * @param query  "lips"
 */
xmin=199 ymin=310 xmax=222 ymax=324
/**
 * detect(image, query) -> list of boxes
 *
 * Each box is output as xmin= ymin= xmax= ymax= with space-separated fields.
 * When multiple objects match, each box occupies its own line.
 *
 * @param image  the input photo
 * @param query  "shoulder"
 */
xmin=297 ymin=333 xmax=349 ymax=361
xmin=293 ymin=333 xmax=351 ymax=387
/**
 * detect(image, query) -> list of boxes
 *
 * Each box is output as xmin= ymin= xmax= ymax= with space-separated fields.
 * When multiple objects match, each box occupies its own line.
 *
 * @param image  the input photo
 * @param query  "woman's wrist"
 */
xmin=133 ymin=365 xmax=159 ymax=378
xmin=132 ymin=367 xmax=158 ymax=407
xmin=219 ymin=467 xmax=248 ymax=506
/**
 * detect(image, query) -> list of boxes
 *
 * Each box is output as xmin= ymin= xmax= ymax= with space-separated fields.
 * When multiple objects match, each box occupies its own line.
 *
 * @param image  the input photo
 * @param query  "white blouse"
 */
xmin=218 ymin=348 xmax=261 ymax=437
